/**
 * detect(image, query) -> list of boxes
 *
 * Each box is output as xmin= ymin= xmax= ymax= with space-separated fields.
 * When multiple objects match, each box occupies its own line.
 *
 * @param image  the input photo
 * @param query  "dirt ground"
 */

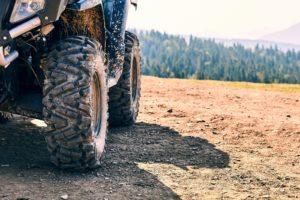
xmin=0 ymin=76 xmax=299 ymax=200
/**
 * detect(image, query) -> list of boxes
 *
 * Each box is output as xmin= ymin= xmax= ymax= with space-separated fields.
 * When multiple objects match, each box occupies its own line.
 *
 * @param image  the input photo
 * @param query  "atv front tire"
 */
xmin=108 ymin=32 xmax=141 ymax=126
xmin=43 ymin=37 xmax=108 ymax=169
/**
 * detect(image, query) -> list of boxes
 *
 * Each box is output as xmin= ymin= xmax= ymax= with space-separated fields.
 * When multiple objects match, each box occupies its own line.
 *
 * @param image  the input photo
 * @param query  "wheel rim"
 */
xmin=131 ymin=56 xmax=138 ymax=102
xmin=91 ymin=73 xmax=102 ymax=137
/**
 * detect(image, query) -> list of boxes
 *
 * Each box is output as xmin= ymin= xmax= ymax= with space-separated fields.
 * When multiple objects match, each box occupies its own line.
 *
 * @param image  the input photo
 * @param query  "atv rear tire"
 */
xmin=43 ymin=36 xmax=108 ymax=169
xmin=108 ymin=32 xmax=141 ymax=126
xmin=0 ymin=112 xmax=12 ymax=124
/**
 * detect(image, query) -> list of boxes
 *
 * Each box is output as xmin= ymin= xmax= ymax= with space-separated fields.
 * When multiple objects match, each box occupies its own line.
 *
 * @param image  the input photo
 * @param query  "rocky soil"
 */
xmin=0 ymin=76 xmax=299 ymax=200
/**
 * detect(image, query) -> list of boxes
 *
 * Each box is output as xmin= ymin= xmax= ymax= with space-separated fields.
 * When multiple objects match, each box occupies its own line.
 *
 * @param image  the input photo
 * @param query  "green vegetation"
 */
xmin=136 ymin=30 xmax=300 ymax=84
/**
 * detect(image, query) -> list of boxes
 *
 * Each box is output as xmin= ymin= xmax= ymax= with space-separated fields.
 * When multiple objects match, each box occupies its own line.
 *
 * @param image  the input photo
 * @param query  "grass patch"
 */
xmin=222 ymin=82 xmax=300 ymax=92
xmin=193 ymin=80 xmax=300 ymax=92
xmin=143 ymin=76 xmax=300 ymax=93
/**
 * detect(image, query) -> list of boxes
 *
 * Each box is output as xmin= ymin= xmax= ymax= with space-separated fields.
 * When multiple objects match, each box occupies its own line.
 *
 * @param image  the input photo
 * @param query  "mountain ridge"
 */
xmin=261 ymin=22 xmax=300 ymax=45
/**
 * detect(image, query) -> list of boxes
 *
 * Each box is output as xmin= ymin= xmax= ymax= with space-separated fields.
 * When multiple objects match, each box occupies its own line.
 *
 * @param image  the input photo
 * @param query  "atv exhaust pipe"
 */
xmin=0 ymin=17 xmax=41 ymax=68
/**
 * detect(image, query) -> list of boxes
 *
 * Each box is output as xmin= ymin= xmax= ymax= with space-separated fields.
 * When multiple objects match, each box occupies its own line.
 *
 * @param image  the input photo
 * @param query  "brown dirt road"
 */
xmin=0 ymin=76 xmax=299 ymax=200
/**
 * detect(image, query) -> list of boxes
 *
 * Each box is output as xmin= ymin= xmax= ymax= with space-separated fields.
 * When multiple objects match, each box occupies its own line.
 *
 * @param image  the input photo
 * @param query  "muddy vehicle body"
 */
xmin=0 ymin=0 xmax=141 ymax=169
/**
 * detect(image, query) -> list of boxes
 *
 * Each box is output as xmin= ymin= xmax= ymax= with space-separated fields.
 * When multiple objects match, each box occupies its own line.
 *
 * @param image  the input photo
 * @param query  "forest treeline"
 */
xmin=135 ymin=30 xmax=300 ymax=84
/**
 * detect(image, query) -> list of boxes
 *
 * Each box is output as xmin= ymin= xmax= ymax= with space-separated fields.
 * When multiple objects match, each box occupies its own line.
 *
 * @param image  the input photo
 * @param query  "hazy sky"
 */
xmin=127 ymin=0 xmax=300 ymax=39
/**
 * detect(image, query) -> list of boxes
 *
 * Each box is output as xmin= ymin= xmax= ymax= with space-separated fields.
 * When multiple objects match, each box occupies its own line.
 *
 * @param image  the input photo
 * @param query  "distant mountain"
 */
xmin=261 ymin=22 xmax=300 ymax=45
xmin=214 ymin=38 xmax=300 ymax=52
xmin=184 ymin=36 xmax=300 ymax=52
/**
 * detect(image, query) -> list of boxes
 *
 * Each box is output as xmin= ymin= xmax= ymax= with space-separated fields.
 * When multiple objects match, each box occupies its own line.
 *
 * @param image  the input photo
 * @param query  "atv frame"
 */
xmin=0 ymin=0 xmax=135 ymax=118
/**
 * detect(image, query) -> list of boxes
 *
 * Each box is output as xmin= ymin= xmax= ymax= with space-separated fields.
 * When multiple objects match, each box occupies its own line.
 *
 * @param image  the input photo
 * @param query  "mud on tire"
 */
xmin=43 ymin=36 xmax=108 ymax=169
xmin=108 ymin=31 xmax=141 ymax=126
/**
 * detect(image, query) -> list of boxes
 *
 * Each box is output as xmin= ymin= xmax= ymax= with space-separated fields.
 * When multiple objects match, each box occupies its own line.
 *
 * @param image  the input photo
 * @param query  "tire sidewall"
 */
xmin=93 ymin=54 xmax=108 ymax=159
xmin=130 ymin=43 xmax=141 ymax=119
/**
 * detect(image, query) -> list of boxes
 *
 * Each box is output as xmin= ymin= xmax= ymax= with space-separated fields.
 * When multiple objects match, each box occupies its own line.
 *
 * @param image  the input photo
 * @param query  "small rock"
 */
xmin=286 ymin=114 xmax=291 ymax=118
xmin=17 ymin=173 xmax=24 ymax=177
xmin=280 ymin=183 xmax=286 ymax=188
xmin=204 ymin=124 xmax=210 ymax=127
xmin=167 ymin=108 xmax=173 ymax=113
xmin=262 ymin=195 xmax=270 ymax=199
xmin=60 ymin=194 xmax=68 ymax=200
xmin=196 ymin=118 xmax=205 ymax=123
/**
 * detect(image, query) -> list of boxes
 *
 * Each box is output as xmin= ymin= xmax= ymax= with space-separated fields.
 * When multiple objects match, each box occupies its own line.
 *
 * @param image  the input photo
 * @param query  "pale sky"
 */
xmin=127 ymin=0 xmax=300 ymax=39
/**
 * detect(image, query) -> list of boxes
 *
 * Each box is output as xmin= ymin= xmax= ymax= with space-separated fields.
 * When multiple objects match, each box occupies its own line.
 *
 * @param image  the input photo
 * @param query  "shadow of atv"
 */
xmin=0 ymin=117 xmax=229 ymax=199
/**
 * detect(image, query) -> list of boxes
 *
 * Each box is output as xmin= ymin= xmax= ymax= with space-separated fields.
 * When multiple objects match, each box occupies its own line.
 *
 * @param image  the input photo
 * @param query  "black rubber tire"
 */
xmin=108 ymin=32 xmax=142 ymax=127
xmin=43 ymin=36 xmax=108 ymax=170
xmin=0 ymin=112 xmax=12 ymax=124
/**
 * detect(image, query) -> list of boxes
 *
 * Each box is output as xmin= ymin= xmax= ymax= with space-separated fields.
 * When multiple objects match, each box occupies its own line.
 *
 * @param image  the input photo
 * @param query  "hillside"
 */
xmin=136 ymin=30 xmax=300 ymax=84
xmin=261 ymin=22 xmax=300 ymax=45
xmin=0 ymin=76 xmax=299 ymax=199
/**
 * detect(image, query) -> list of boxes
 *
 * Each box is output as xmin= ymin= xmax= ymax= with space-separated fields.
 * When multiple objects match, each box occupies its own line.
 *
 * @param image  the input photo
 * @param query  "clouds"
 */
xmin=127 ymin=0 xmax=300 ymax=39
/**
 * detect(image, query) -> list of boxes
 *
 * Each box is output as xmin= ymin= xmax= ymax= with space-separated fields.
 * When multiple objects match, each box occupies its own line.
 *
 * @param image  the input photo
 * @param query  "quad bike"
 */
xmin=0 ymin=0 xmax=141 ymax=170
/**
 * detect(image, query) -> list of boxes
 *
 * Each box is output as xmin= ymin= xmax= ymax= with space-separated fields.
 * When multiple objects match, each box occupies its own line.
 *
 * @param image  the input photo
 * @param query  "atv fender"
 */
xmin=60 ymin=2 xmax=106 ymax=51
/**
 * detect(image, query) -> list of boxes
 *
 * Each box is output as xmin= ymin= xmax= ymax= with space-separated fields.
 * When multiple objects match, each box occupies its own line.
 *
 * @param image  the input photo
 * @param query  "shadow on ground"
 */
xmin=0 ymin=117 xmax=229 ymax=199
